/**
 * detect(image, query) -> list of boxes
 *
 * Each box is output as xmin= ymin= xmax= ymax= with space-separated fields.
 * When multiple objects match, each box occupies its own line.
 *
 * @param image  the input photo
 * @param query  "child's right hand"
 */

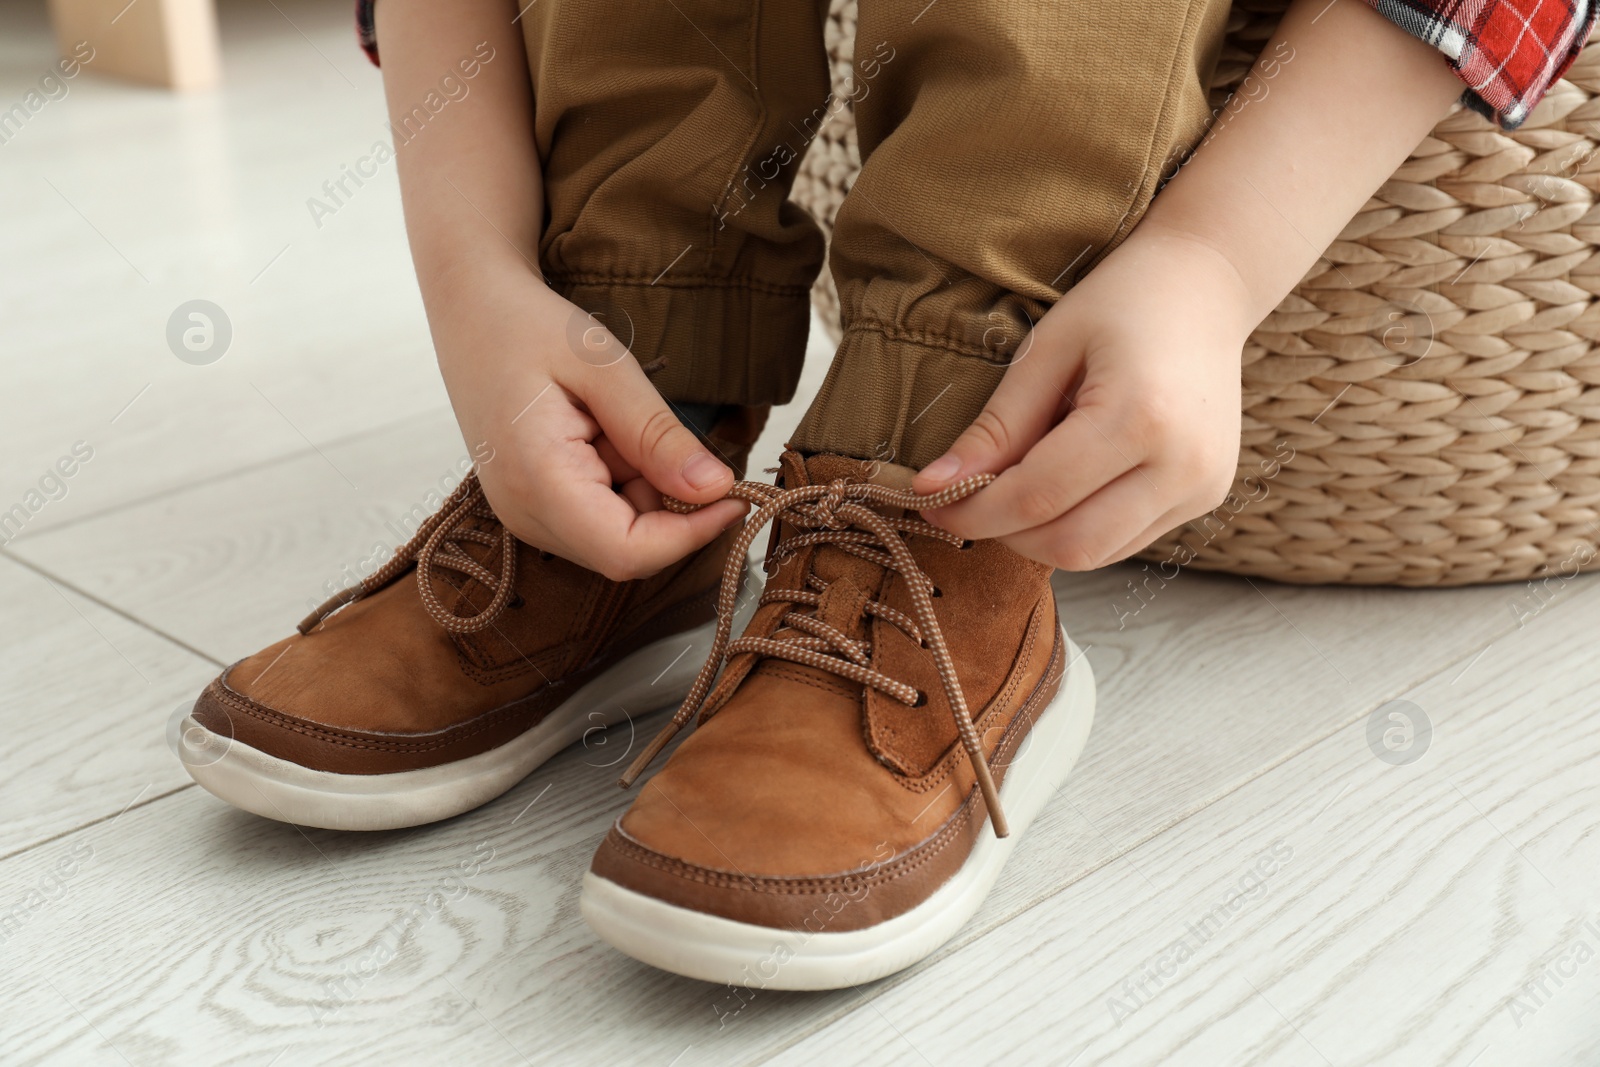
xmin=433 ymin=276 xmax=747 ymax=581
xmin=376 ymin=1 xmax=745 ymax=580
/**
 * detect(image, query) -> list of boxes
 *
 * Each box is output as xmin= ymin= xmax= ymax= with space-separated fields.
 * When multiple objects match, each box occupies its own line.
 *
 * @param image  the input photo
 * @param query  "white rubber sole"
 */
xmin=580 ymin=631 xmax=1096 ymax=990
xmin=176 ymin=617 xmax=720 ymax=831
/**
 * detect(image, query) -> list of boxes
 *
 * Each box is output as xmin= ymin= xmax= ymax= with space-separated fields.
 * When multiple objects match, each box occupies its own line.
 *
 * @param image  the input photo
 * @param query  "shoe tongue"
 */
xmin=792 ymin=451 xmax=867 ymax=487
xmin=788 ymin=450 xmax=919 ymax=490
xmin=778 ymin=450 xmax=921 ymax=609
xmin=713 ymin=452 xmax=920 ymax=710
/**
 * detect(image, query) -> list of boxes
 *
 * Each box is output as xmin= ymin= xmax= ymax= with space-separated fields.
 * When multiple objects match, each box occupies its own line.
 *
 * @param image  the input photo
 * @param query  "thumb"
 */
xmin=913 ymin=361 xmax=1058 ymax=495
xmin=579 ymin=362 xmax=733 ymax=505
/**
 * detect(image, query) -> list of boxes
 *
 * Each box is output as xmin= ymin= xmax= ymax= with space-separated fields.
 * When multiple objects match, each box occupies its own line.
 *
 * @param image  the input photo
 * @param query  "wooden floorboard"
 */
xmin=766 ymin=582 xmax=1600 ymax=1067
xmin=0 ymin=554 xmax=214 ymax=860
xmin=0 ymin=526 xmax=1563 ymax=1064
xmin=8 ymin=406 xmax=467 ymax=664
xmin=5 ymin=1 xmax=1598 ymax=1063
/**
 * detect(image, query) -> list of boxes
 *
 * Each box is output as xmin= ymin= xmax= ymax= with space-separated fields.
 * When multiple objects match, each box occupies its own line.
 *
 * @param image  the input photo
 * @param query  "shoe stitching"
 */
xmin=757 ymin=662 xmax=858 ymax=699
xmin=605 ymin=808 xmax=974 ymax=896
xmin=915 ymin=591 xmax=1049 ymax=793
xmin=621 ymin=473 xmax=1011 ymax=839
xmin=626 ymin=590 xmax=715 ymax=640
xmin=211 ymin=582 xmax=731 ymax=756
xmin=605 ymin=588 xmax=723 ymax=678
xmin=890 ymin=594 xmax=1050 ymax=796
xmin=603 ymin=628 xmax=1065 ymax=898
xmin=205 ymin=675 xmax=565 ymax=754
xmin=457 ymin=565 xmax=606 ymax=685
xmin=457 ymin=639 xmax=569 ymax=688
xmin=574 ymin=578 xmax=633 ymax=680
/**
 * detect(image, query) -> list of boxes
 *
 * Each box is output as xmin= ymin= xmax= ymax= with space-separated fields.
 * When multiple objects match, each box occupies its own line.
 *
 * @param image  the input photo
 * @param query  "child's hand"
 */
xmin=912 ymin=0 xmax=1463 ymax=573
xmin=376 ymin=0 xmax=746 ymax=582
xmin=913 ymin=231 xmax=1248 ymax=571
xmin=437 ymin=277 xmax=747 ymax=581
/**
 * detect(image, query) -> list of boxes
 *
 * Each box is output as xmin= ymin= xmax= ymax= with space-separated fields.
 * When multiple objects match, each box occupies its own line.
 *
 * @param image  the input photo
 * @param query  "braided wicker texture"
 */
xmin=793 ymin=0 xmax=1600 ymax=586
xmin=790 ymin=0 xmax=860 ymax=339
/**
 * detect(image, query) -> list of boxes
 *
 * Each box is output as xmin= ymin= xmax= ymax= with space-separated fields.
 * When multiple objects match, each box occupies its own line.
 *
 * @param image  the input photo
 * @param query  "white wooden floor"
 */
xmin=4 ymin=2 xmax=1599 ymax=1064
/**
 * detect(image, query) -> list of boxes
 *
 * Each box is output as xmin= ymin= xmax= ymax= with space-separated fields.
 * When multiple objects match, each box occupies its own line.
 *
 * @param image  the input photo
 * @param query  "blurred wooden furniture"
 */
xmin=47 ymin=0 xmax=220 ymax=89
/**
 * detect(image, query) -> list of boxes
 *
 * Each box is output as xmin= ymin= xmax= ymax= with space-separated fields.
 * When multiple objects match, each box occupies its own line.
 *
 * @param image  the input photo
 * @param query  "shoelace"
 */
xmin=297 ymin=472 xmax=517 ymax=636
xmin=618 ymin=472 xmax=1013 ymax=838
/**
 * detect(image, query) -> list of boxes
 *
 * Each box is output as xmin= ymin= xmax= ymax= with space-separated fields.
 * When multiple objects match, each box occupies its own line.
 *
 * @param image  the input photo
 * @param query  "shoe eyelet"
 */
xmin=931 ymin=586 xmax=943 ymax=598
xmin=509 ymin=594 xmax=525 ymax=609
xmin=958 ymin=539 xmax=974 ymax=550
xmin=911 ymin=691 xmax=928 ymax=707
xmin=538 ymin=550 xmax=555 ymax=562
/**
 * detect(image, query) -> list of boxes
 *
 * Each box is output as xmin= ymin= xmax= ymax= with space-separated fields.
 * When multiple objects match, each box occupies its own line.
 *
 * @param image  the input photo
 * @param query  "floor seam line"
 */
xmin=0 ymin=783 xmax=196 ymax=867
xmin=742 ymin=594 xmax=1567 ymax=1061
xmin=1 ymin=551 xmax=227 ymax=669
xmin=3 ymin=402 xmax=452 ymax=547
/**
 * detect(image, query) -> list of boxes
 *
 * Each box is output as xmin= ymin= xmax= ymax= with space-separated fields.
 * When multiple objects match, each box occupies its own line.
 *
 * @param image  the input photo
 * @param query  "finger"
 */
xmin=1101 ymin=506 xmax=1188 ymax=567
xmin=573 ymin=362 xmax=733 ymax=505
xmin=912 ymin=340 xmax=1075 ymax=495
xmin=926 ymin=403 xmax=1139 ymax=541
xmin=594 ymin=434 xmax=642 ymax=486
xmin=593 ymin=495 xmax=749 ymax=579
xmin=533 ymin=446 xmax=746 ymax=579
xmin=999 ymin=466 xmax=1174 ymax=572
xmin=618 ymin=475 xmax=662 ymax=515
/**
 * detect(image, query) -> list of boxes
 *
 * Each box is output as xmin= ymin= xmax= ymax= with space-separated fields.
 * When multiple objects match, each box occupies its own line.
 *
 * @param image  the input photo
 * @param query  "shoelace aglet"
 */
xmin=618 ymin=719 xmax=684 ymax=788
xmin=297 ymin=586 xmax=361 ymax=635
xmin=973 ymin=757 xmax=1009 ymax=838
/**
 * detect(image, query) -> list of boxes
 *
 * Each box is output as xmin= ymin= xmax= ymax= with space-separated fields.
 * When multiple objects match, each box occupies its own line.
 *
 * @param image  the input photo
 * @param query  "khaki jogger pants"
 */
xmin=521 ymin=0 xmax=1232 ymax=469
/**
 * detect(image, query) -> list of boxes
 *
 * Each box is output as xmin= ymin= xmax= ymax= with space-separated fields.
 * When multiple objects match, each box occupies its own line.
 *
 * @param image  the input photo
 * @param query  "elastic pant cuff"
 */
xmin=550 ymin=276 xmax=812 ymax=408
xmin=788 ymin=324 xmax=1007 ymax=470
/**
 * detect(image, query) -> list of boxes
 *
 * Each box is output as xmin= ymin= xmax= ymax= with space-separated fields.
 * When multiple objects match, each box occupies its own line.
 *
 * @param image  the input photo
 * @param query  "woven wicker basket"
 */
xmin=792 ymin=0 xmax=1600 ymax=586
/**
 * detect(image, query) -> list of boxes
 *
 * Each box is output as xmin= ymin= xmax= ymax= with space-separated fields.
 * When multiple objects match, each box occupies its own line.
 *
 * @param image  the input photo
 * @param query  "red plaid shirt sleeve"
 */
xmin=352 ymin=0 xmax=1594 ymax=127
xmin=1363 ymin=0 xmax=1597 ymax=126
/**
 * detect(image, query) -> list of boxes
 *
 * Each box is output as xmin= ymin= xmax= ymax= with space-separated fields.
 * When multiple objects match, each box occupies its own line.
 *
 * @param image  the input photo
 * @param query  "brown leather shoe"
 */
xmin=581 ymin=451 xmax=1095 ymax=989
xmin=175 ymin=410 xmax=766 ymax=831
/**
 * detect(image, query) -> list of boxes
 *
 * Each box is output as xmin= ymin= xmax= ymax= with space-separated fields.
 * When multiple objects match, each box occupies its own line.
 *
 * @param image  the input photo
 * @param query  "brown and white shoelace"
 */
xmin=618 ymin=473 xmax=1012 ymax=838
xmin=297 ymin=473 xmax=519 ymax=636
xmin=296 ymin=468 xmax=1011 ymax=835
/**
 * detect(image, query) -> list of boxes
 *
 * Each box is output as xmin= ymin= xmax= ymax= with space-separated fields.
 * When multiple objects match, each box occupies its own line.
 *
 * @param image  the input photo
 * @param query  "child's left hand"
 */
xmin=912 ymin=0 xmax=1465 ymax=573
xmin=912 ymin=230 xmax=1249 ymax=571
